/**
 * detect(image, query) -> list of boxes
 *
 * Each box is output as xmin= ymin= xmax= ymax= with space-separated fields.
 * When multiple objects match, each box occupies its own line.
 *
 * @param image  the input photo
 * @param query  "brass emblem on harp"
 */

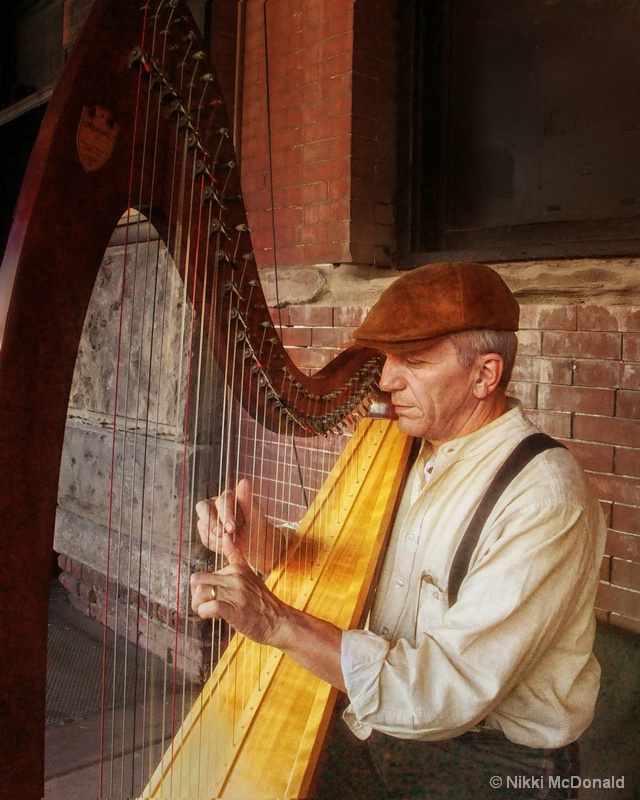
xmin=76 ymin=106 xmax=118 ymax=172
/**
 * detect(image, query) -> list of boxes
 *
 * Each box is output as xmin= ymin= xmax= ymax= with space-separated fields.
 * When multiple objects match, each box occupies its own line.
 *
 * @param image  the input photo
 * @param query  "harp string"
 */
xmin=79 ymin=1 xmax=369 ymax=794
xmin=97 ymin=4 xmax=203 ymax=792
xmin=98 ymin=3 xmax=155 ymax=793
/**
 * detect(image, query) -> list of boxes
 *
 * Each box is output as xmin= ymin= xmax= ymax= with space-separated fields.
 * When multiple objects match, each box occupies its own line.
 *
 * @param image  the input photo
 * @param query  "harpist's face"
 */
xmin=378 ymin=336 xmax=497 ymax=448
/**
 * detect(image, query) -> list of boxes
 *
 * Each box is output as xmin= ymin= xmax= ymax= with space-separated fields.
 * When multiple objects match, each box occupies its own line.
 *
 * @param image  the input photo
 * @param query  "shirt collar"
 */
xmin=418 ymin=399 xmax=529 ymax=471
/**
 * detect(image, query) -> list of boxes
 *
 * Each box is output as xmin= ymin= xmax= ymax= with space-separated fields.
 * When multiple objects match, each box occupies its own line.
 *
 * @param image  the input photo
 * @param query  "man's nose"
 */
xmin=379 ymin=357 xmax=400 ymax=392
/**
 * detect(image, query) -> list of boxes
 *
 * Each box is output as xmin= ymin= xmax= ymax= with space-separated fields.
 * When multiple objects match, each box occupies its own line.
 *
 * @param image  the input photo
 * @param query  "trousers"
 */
xmin=313 ymin=718 xmax=580 ymax=800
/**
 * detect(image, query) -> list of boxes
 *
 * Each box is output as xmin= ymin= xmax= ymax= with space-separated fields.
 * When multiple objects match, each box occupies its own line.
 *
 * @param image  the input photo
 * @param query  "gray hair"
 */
xmin=448 ymin=329 xmax=518 ymax=388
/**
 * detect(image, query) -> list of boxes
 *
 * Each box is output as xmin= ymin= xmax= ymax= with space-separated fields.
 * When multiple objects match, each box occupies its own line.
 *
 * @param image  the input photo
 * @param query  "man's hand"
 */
xmin=191 ymin=533 xmax=287 ymax=645
xmin=195 ymin=477 xmax=284 ymax=575
xmin=190 ymin=533 xmax=347 ymax=692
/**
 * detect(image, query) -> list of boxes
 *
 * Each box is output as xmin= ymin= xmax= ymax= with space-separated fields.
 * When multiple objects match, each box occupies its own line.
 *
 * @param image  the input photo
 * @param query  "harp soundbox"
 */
xmin=0 ymin=1 xmax=412 ymax=797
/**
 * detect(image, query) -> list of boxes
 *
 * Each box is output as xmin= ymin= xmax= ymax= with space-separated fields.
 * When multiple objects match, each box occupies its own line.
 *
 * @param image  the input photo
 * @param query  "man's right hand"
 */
xmin=195 ymin=477 xmax=285 ymax=575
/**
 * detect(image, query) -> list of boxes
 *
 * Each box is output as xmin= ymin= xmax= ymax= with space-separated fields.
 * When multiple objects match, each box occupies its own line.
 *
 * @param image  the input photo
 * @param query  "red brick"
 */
xmin=542 ymin=330 xmax=621 ymax=360
xmin=577 ymin=306 xmax=621 ymax=332
xmin=611 ymin=558 xmax=640 ymax=591
xmin=319 ymin=50 xmax=353 ymax=81
xmin=300 ymin=214 xmax=350 ymax=246
xmin=287 ymin=346 xmax=334 ymax=372
xmin=573 ymin=414 xmax=640 ymax=448
xmin=281 ymin=327 xmax=312 ymax=347
xmin=374 ymin=202 xmax=394 ymax=226
xmin=594 ymin=586 xmax=609 ymax=615
xmin=304 ymin=241 xmax=351 ymax=264
xmin=78 ymin=581 xmax=97 ymax=604
xmin=508 ymin=381 xmax=538 ymax=409
xmin=350 ymin=197 xmax=376 ymax=224
xmin=322 ymin=175 xmax=357 ymax=200
xmin=301 ymin=220 xmax=350 ymax=246
xmin=623 ymin=333 xmax=640 ymax=361
xmin=311 ymin=327 xmax=355 ymax=348
xmin=611 ymin=505 xmax=640 ymax=535
xmin=594 ymin=607 xmax=609 ymax=623
xmin=301 ymin=181 xmax=330 ymax=204
xmin=511 ymin=356 xmax=573 ymax=385
xmin=537 ymin=385 xmax=615 ymax=416
xmin=272 ymin=184 xmax=312 ymax=211
xmin=58 ymin=571 xmax=79 ymax=597
xmin=589 ymin=473 xmax=640 ymax=506
xmin=600 ymin=554 xmax=612 ymax=582
xmin=515 ymin=330 xmax=542 ymax=356
xmin=334 ymin=306 xmax=370 ymax=327
xmin=573 ymin=359 xmax=623 ymax=388
xmin=303 ymin=199 xmax=349 ymax=227
xmin=91 ymin=568 xmax=106 ymax=589
xmin=577 ymin=305 xmax=640 ymax=332
xmin=328 ymin=5 xmax=355 ymax=37
xmin=315 ymin=30 xmax=352 ymax=60
xmin=303 ymin=116 xmax=350 ymax=144
xmin=371 ymin=244 xmax=393 ymax=268
xmin=304 ymin=137 xmax=351 ymax=165
xmin=607 ymin=529 xmax=640 ymax=559
xmin=596 ymin=583 xmax=640 ymax=620
xmin=615 ymin=447 xmax=640 ymax=478
xmin=524 ymin=409 xmax=572 ymax=438
xmin=288 ymin=306 xmax=334 ymax=326
xmin=601 ymin=499 xmax=613 ymax=527
xmin=352 ymin=133 xmax=386 ymax=166
xmin=269 ymin=306 xmax=290 ymax=326
xmin=303 ymin=156 xmax=351 ymax=184
xmin=620 ymin=362 xmax=640 ymax=390
xmin=564 ymin=440 xmax=614 ymax=474
xmin=518 ymin=305 xmax=577 ymax=331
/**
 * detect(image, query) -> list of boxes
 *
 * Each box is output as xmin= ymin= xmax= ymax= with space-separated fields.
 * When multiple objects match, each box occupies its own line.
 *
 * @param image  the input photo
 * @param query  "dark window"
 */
xmin=0 ymin=103 xmax=48 ymax=255
xmin=0 ymin=0 xmax=64 ymax=112
xmin=396 ymin=0 xmax=640 ymax=265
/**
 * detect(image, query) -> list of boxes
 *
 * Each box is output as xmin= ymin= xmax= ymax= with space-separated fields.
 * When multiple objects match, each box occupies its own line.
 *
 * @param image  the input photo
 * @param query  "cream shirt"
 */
xmin=341 ymin=402 xmax=607 ymax=748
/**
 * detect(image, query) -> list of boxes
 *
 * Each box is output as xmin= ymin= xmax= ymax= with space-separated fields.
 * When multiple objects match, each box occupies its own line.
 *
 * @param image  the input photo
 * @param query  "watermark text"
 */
xmin=489 ymin=775 xmax=625 ymax=790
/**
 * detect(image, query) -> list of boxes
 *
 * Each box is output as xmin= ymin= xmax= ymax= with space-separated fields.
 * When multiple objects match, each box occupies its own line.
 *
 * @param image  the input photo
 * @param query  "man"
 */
xmin=191 ymin=262 xmax=606 ymax=799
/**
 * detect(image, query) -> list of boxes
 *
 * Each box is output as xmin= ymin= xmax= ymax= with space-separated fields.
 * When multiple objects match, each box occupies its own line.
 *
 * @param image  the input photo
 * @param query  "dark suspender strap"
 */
xmin=447 ymin=432 xmax=566 ymax=607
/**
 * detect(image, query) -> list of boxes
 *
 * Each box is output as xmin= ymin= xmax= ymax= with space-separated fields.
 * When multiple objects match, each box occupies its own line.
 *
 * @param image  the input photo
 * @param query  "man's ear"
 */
xmin=473 ymin=353 xmax=504 ymax=399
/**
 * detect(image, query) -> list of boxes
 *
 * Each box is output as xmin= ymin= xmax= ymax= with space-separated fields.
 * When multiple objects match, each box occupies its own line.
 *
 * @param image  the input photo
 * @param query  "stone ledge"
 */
xmin=259 ymin=258 xmax=640 ymax=307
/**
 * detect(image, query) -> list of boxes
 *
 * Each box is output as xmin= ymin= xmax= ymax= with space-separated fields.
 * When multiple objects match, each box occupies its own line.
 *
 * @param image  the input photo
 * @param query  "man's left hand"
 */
xmin=191 ymin=532 xmax=288 ymax=647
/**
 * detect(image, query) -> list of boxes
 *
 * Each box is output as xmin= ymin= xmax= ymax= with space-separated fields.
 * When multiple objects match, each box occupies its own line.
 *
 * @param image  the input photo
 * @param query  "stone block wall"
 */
xmin=54 ymin=231 xmax=222 ymax=681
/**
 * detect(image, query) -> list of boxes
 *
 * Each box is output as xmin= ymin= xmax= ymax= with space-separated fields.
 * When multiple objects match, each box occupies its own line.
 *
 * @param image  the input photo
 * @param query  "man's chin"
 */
xmin=394 ymin=415 xmax=422 ymax=437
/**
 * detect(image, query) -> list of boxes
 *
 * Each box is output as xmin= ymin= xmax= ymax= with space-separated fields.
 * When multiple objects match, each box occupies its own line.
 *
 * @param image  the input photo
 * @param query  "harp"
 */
xmin=0 ymin=1 xmax=412 ymax=797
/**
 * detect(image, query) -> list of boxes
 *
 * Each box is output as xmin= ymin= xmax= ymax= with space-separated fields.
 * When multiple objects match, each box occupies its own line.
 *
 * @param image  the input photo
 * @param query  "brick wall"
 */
xmin=237 ymin=0 xmax=397 ymax=268
xmin=272 ymin=303 xmax=640 ymax=634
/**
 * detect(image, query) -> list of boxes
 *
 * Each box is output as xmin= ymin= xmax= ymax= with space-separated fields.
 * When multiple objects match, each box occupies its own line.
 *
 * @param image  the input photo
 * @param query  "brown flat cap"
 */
xmin=353 ymin=262 xmax=519 ymax=353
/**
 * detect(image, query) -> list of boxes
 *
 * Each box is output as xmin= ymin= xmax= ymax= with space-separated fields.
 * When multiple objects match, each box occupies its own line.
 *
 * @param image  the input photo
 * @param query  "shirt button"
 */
xmin=406 ymin=533 xmax=414 ymax=541
xmin=396 ymin=578 xmax=405 ymax=588
xmin=381 ymin=627 xmax=389 ymax=636
xmin=432 ymin=591 xmax=439 ymax=599
xmin=354 ymin=721 xmax=363 ymax=729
